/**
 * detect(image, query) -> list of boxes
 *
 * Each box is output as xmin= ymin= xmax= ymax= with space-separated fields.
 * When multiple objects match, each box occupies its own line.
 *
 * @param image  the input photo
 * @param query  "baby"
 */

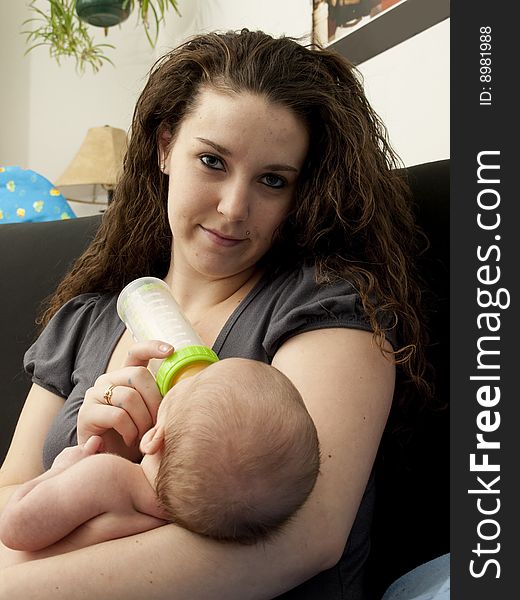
xmin=0 ymin=358 xmax=320 ymax=555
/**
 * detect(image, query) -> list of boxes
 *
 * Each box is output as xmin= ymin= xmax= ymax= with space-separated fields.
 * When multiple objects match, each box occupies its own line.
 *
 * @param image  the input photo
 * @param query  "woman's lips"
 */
xmin=201 ymin=226 xmax=247 ymax=247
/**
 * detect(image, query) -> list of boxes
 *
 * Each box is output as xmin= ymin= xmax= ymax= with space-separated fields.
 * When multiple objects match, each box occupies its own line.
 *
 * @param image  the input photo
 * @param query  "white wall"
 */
xmin=157 ymin=0 xmax=311 ymax=50
xmin=0 ymin=1 xmax=31 ymax=168
xmin=358 ymin=18 xmax=450 ymax=167
xmin=1 ymin=0 xmax=448 ymax=189
xmin=4 ymin=0 xmax=311 ymax=185
xmin=26 ymin=4 xmax=164 ymax=184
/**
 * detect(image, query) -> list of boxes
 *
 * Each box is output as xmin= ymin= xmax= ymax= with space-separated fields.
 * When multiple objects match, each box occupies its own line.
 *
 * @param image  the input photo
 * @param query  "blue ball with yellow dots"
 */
xmin=0 ymin=166 xmax=76 ymax=223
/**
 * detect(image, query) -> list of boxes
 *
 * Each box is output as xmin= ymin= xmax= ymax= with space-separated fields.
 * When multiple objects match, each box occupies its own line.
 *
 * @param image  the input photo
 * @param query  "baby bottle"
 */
xmin=116 ymin=277 xmax=219 ymax=396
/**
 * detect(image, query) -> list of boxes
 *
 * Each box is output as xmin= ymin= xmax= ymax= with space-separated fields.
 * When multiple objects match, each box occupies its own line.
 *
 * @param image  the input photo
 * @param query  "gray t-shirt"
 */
xmin=24 ymin=263 xmax=384 ymax=599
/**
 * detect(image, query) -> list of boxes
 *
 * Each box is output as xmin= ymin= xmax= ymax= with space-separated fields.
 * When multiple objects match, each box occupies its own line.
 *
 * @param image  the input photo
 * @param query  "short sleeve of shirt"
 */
xmin=262 ymin=265 xmax=375 ymax=358
xmin=24 ymin=294 xmax=102 ymax=398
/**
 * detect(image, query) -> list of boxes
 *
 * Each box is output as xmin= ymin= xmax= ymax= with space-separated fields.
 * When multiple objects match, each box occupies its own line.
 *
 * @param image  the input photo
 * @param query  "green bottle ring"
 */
xmin=155 ymin=345 xmax=219 ymax=396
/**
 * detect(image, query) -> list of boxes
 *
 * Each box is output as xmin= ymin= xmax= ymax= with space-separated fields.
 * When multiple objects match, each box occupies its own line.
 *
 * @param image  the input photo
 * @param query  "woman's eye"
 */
xmin=261 ymin=174 xmax=286 ymax=189
xmin=200 ymin=154 xmax=224 ymax=170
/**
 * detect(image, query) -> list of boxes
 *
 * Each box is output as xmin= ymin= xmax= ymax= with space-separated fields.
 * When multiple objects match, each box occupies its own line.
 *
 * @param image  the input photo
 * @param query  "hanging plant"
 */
xmin=22 ymin=0 xmax=181 ymax=74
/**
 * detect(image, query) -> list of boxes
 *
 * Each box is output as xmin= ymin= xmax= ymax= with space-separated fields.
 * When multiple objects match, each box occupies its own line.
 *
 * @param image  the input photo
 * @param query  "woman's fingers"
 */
xmin=123 ymin=340 xmax=173 ymax=368
xmin=101 ymin=382 xmax=156 ymax=440
xmin=102 ymin=366 xmax=163 ymax=423
xmin=78 ymin=366 xmax=164 ymax=447
xmin=78 ymin=402 xmax=139 ymax=447
xmin=77 ymin=341 xmax=173 ymax=449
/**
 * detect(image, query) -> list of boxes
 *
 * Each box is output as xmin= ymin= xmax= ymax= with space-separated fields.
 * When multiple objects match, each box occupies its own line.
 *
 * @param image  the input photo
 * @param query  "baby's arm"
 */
xmin=0 ymin=452 xmax=166 ymax=552
xmin=0 ymin=437 xmax=102 ymax=550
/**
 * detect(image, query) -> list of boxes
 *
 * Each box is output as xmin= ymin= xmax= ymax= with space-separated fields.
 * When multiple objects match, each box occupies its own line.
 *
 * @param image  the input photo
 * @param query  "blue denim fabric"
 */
xmin=381 ymin=554 xmax=450 ymax=600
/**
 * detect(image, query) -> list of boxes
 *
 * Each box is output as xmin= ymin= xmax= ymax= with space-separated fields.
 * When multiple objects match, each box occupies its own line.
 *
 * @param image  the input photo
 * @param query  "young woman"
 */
xmin=0 ymin=29 xmax=429 ymax=599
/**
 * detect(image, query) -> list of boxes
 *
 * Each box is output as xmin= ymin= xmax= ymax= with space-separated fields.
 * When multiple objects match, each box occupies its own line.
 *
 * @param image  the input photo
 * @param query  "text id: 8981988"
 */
xmin=480 ymin=26 xmax=492 ymax=107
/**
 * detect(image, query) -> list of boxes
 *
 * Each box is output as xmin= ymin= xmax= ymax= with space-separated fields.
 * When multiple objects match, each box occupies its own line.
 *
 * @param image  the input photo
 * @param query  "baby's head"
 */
xmin=148 ymin=358 xmax=320 ymax=544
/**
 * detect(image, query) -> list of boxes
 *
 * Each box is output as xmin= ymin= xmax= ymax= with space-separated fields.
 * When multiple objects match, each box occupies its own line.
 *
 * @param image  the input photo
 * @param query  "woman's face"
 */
xmin=160 ymin=87 xmax=309 ymax=280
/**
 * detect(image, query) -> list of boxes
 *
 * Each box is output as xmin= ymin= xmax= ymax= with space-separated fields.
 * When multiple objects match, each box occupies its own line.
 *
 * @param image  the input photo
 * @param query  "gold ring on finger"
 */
xmin=103 ymin=384 xmax=116 ymax=406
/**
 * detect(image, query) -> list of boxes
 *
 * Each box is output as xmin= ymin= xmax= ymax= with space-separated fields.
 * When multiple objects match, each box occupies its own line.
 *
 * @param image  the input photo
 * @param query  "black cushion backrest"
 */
xmin=366 ymin=159 xmax=450 ymax=597
xmin=0 ymin=215 xmax=101 ymax=462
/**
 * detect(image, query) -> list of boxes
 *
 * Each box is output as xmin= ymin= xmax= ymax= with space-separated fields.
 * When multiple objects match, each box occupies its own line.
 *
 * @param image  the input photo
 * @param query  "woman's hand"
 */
xmin=77 ymin=341 xmax=173 ymax=455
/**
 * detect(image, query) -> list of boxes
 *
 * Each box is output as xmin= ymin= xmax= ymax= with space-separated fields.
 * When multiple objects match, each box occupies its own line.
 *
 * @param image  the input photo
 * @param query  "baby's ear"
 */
xmin=140 ymin=424 xmax=165 ymax=455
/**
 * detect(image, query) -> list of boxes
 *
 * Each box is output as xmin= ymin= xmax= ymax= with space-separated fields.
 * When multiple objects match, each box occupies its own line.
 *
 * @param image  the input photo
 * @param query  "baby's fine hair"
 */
xmin=155 ymin=360 xmax=320 ymax=544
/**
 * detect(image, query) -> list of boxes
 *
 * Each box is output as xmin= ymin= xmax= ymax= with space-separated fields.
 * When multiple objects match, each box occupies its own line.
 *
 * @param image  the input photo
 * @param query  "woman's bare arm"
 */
xmin=0 ymin=385 xmax=64 ymax=512
xmin=0 ymin=328 xmax=394 ymax=599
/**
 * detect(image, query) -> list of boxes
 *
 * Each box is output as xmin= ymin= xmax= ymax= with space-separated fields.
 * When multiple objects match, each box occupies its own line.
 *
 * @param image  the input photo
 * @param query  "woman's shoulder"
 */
xmin=40 ymin=291 xmax=120 ymax=354
xmin=216 ymin=263 xmax=371 ymax=362
xmin=264 ymin=263 xmax=363 ymax=318
xmin=54 ymin=292 xmax=118 ymax=322
xmin=24 ymin=292 xmax=120 ymax=398
xmin=32 ymin=292 xmax=116 ymax=339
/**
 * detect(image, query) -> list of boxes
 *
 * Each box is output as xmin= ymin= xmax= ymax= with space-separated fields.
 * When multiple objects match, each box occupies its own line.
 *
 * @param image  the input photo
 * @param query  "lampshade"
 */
xmin=56 ymin=126 xmax=127 ymax=202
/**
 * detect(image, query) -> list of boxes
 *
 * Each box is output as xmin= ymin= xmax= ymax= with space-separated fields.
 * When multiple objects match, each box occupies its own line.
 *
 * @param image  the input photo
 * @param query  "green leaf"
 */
xmin=21 ymin=0 xmax=181 ymax=73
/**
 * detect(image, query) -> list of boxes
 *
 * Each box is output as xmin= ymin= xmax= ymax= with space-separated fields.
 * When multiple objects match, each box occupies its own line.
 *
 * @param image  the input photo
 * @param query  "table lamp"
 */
xmin=56 ymin=125 xmax=127 ymax=204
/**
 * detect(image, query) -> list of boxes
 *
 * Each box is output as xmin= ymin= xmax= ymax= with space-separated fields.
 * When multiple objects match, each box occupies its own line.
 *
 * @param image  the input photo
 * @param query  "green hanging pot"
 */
xmin=76 ymin=0 xmax=131 ymax=28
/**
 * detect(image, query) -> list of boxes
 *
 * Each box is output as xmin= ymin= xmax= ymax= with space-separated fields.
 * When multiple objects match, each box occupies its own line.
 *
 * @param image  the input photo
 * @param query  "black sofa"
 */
xmin=0 ymin=159 xmax=449 ymax=597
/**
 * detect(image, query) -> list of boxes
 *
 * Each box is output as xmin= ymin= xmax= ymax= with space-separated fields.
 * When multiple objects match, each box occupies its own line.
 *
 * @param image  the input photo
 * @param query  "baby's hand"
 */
xmin=50 ymin=436 xmax=104 ymax=473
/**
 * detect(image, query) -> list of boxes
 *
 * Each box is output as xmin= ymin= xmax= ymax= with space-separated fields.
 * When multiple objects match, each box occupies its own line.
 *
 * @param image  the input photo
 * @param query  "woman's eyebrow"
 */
xmin=196 ymin=137 xmax=299 ymax=173
xmin=263 ymin=163 xmax=298 ymax=173
xmin=196 ymin=137 xmax=231 ymax=156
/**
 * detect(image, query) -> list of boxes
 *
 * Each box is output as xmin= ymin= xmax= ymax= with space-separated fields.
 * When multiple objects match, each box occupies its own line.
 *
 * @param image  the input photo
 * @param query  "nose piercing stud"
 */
xmin=245 ymin=230 xmax=250 ymax=236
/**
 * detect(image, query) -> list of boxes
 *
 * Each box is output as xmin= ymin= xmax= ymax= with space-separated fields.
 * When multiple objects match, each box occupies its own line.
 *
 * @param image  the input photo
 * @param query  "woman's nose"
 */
xmin=216 ymin=178 xmax=250 ymax=222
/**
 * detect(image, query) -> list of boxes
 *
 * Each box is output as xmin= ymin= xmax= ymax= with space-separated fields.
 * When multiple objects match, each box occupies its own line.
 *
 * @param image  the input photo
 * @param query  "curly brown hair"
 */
xmin=41 ymin=29 xmax=431 ymax=409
